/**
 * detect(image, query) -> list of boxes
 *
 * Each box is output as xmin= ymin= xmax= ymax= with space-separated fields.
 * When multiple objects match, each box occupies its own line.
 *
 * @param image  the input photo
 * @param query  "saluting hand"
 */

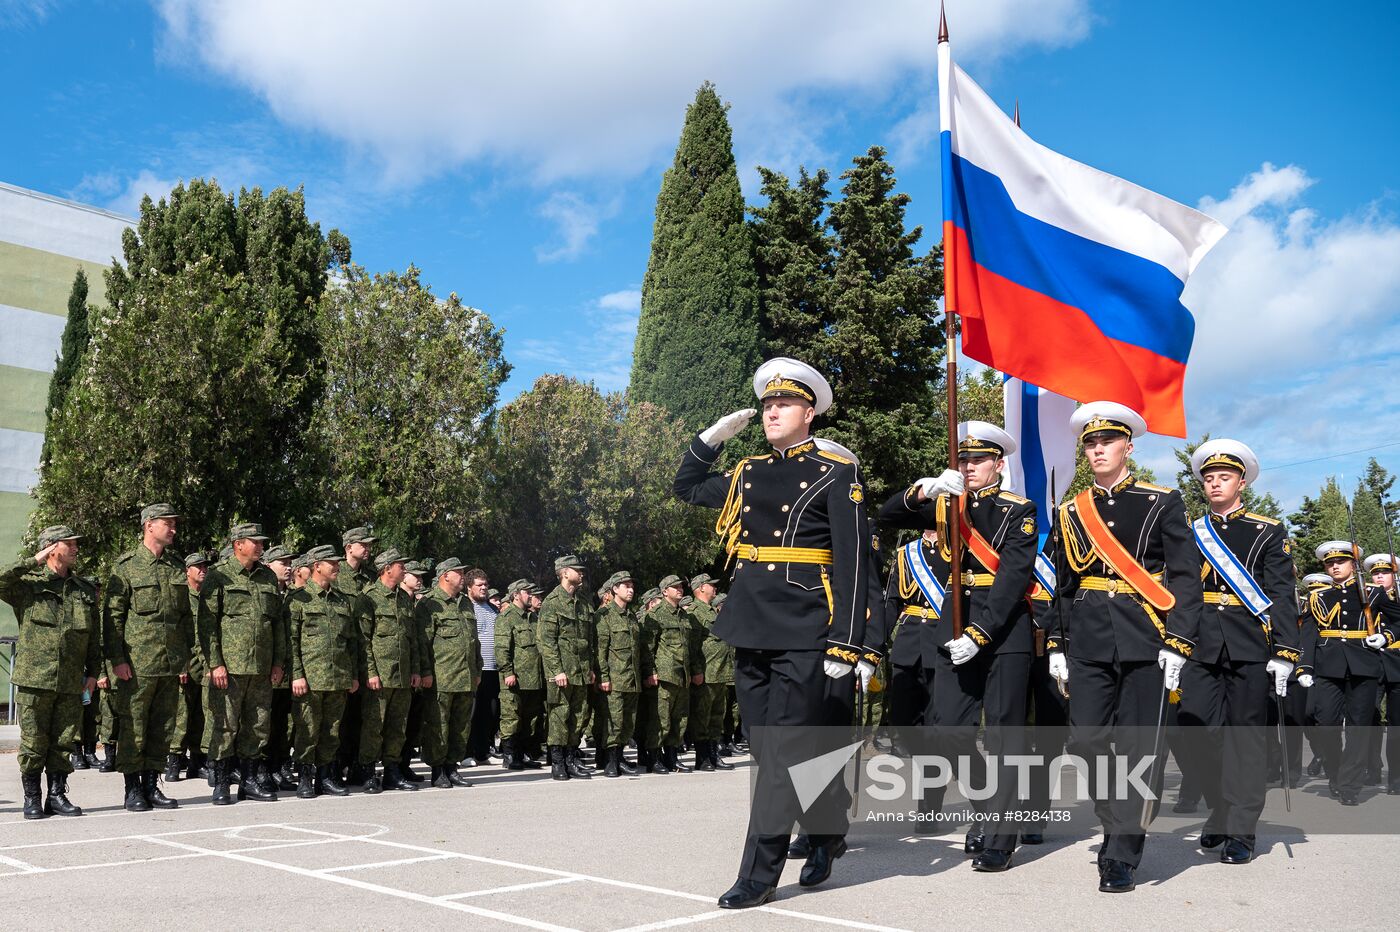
xmin=33 ymin=543 xmax=56 ymax=564
xmin=699 ymin=409 xmax=758 ymax=447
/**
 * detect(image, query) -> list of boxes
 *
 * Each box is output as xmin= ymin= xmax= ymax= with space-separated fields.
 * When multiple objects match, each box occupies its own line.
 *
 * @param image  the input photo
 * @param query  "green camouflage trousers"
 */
xmin=206 ymin=674 xmax=273 ymax=762
xmin=605 ymin=689 xmax=639 ymax=750
xmin=500 ymin=686 xmax=545 ymax=747
xmin=657 ymin=682 xmax=688 ymax=748
xmin=692 ymin=683 xmax=727 ymax=741
xmin=17 ymin=686 xmax=81 ymax=775
xmin=294 ymin=690 xmax=347 ymax=766
xmin=99 ymin=685 xmax=120 ymax=745
xmin=113 ymin=674 xmax=180 ymax=774
xmin=423 ymin=689 xmax=475 ymax=766
xmin=358 ymin=685 xmax=412 ymax=765
xmin=545 ymin=682 xmax=586 ymax=746
xmin=169 ymin=671 xmax=205 ymax=755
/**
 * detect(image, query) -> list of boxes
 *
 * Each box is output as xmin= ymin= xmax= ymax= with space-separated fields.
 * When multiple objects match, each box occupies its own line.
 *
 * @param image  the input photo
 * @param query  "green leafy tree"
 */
xmin=1361 ymin=458 xmax=1400 ymax=549
xmin=1171 ymin=435 xmax=1282 ymax=521
xmin=32 ymin=179 xmax=339 ymax=568
xmin=1351 ymin=477 xmax=1391 ymax=556
xmin=41 ymin=267 xmax=91 ymax=465
xmin=307 ymin=265 xmax=509 ymax=557
xmin=1289 ymin=476 xmax=1350 ymax=575
xmin=476 ymin=376 xmax=712 ymax=587
xmin=630 ymin=83 xmax=761 ymax=433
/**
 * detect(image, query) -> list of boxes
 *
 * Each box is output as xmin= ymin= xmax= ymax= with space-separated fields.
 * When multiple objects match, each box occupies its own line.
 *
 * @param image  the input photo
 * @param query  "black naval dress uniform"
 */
xmin=878 ymin=533 xmax=949 ymax=738
xmin=1051 ymin=474 xmax=1202 ymax=870
xmin=1176 ymin=506 xmax=1300 ymax=851
xmin=1303 ymin=579 xmax=1400 ymax=801
xmin=675 ymin=434 xmax=872 ymax=893
xmin=880 ymin=479 xmax=1038 ymax=858
xmin=1024 ymin=585 xmax=1068 ymax=841
xmin=1378 ymin=586 xmax=1400 ymax=793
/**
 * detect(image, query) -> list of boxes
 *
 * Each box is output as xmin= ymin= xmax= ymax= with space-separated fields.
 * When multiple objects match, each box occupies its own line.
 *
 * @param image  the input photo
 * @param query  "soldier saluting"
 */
xmin=1176 ymin=440 xmax=1300 ymax=864
xmin=1046 ymin=402 xmax=1202 ymax=893
xmin=675 ymin=357 xmax=873 ymax=909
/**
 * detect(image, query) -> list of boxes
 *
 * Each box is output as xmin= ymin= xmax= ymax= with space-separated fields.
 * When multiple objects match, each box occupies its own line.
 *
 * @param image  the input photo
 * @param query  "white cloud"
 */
xmin=535 ymin=191 xmax=620 ymax=263
xmin=1130 ymin=162 xmax=1400 ymax=508
xmin=69 ymin=169 xmax=181 ymax=216
xmin=0 ymin=0 xmax=57 ymax=28
xmin=155 ymin=0 xmax=1091 ymax=185
xmin=597 ymin=289 xmax=641 ymax=313
xmin=510 ymin=287 xmax=642 ymax=392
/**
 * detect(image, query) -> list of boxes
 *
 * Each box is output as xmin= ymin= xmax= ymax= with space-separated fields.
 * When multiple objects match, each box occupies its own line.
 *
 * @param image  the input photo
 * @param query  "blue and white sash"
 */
xmin=1192 ymin=515 xmax=1271 ymax=618
xmin=902 ymin=539 xmax=946 ymax=615
xmin=1033 ymin=551 xmax=1056 ymax=595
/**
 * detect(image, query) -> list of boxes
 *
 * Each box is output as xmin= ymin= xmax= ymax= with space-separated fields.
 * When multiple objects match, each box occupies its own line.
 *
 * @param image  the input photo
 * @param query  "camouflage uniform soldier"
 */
xmin=104 ymin=503 xmax=192 ymax=812
xmin=417 ymin=558 xmax=482 ymax=788
xmin=165 ymin=551 xmax=211 ymax=782
xmin=689 ymin=574 xmax=735 ymax=772
xmin=0 ymin=526 xmax=100 ymax=819
xmin=397 ymin=560 xmax=432 ymax=783
xmin=261 ymin=545 xmax=298 ymax=792
xmin=496 ymin=579 xmax=545 ymax=771
xmin=198 ymin=523 xmax=287 ymax=805
xmin=356 ymin=549 xmax=421 ymax=792
xmin=652 ymin=575 xmax=704 ymax=773
xmin=525 ymin=584 xmax=548 ymax=759
xmin=288 ymin=546 xmax=361 ymax=798
xmin=636 ymin=588 xmax=664 ymax=772
xmin=538 ymin=554 xmax=596 ymax=780
xmin=596 ymin=571 xmax=645 ymax=777
xmin=334 ymin=526 xmax=377 ymax=783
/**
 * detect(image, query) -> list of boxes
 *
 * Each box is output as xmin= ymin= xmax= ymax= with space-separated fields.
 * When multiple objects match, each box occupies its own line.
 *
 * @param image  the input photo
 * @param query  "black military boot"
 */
xmin=99 ymin=743 xmax=117 ymax=773
xmin=192 ymin=753 xmax=209 ymax=782
xmin=257 ymin=759 xmax=279 ymax=796
xmin=711 ymin=741 xmax=735 ymax=771
xmin=604 ymin=747 xmax=621 ymax=777
xmin=210 ymin=759 xmax=233 ymax=806
xmin=83 ymin=743 xmax=100 ymax=769
xmin=650 ymin=748 xmax=671 ymax=774
xmin=238 ymin=758 xmax=276 ymax=801
xmin=296 ymin=762 xmax=317 ymax=799
xmin=383 ymin=762 xmax=417 ymax=791
xmin=668 ymin=746 xmax=692 ymax=773
xmin=401 ymin=753 xmax=424 ymax=783
xmin=318 ymin=763 xmax=349 ymax=797
xmin=124 ymin=772 xmax=152 ymax=812
xmin=617 ymin=747 xmax=639 ymax=776
xmin=277 ymin=758 xmax=298 ymax=792
xmin=164 ymin=753 xmax=184 ymax=782
xmin=695 ymin=741 xmax=716 ymax=772
xmin=22 ymin=772 xmax=46 ymax=819
xmin=71 ymin=743 xmax=89 ymax=770
xmin=446 ymin=764 xmax=472 ymax=787
xmin=566 ymin=748 xmax=592 ymax=779
xmin=143 ymin=771 xmax=179 ymax=809
xmin=361 ymin=764 xmax=383 ymax=794
xmin=549 ymin=746 xmax=569 ymax=781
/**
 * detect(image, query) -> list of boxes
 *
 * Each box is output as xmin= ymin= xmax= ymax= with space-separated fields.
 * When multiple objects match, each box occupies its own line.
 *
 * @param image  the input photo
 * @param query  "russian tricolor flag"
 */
xmin=938 ymin=33 xmax=1226 ymax=438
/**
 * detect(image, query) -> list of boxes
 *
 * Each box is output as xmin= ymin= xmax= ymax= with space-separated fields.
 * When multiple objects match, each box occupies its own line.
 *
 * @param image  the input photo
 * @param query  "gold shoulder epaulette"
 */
xmin=997 ymin=490 xmax=1030 ymax=505
xmin=816 ymin=449 xmax=853 ymax=465
xmin=1135 ymin=480 xmax=1172 ymax=493
xmin=1245 ymin=512 xmax=1280 ymax=526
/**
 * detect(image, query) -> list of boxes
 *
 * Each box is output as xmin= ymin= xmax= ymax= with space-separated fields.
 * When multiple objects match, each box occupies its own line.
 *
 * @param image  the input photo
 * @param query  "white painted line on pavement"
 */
xmin=0 ymin=852 xmax=42 ymax=872
xmin=437 ymin=876 xmax=581 ymax=900
xmin=611 ymin=910 xmax=733 ymax=932
xmin=320 ymin=853 xmax=456 ymax=873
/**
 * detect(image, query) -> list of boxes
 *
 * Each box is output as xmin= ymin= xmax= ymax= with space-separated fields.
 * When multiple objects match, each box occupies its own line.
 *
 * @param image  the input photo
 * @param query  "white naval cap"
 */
xmin=753 ymin=357 xmax=832 ymax=416
xmin=813 ymin=437 xmax=859 ymax=466
xmin=1363 ymin=553 xmax=1397 ymax=574
xmin=1070 ymin=401 xmax=1148 ymax=442
xmin=957 ymin=420 xmax=1017 ymax=458
xmin=1191 ymin=438 xmax=1260 ymax=485
xmin=1302 ymin=573 xmax=1332 ymax=589
xmin=1316 ymin=540 xmax=1359 ymax=563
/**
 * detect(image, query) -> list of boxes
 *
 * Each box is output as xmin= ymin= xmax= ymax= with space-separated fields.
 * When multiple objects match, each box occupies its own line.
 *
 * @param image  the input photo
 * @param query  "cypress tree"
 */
xmin=630 ymin=83 xmax=761 ymax=433
xmin=41 ymin=267 xmax=91 ymax=465
xmin=1290 ymin=476 xmax=1351 ymax=574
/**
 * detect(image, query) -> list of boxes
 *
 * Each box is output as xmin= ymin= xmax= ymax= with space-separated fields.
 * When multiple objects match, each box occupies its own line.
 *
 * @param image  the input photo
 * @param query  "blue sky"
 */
xmin=3 ymin=0 xmax=1398 ymax=512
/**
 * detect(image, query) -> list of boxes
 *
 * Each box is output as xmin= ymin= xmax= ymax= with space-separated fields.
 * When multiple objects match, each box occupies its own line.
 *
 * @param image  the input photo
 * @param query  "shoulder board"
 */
xmin=1134 ymin=480 xmax=1173 ymax=493
xmin=816 ymin=449 xmax=853 ymax=465
xmin=996 ymin=490 xmax=1030 ymax=505
xmin=1244 ymin=512 xmax=1281 ymax=526
xmin=115 ymin=551 xmax=136 ymax=565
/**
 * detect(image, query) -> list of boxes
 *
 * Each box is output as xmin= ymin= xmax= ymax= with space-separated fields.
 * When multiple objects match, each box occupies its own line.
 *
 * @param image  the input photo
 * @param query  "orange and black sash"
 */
xmin=1069 ymin=488 xmax=1175 ymax=611
xmin=939 ymin=495 xmax=1044 ymax=598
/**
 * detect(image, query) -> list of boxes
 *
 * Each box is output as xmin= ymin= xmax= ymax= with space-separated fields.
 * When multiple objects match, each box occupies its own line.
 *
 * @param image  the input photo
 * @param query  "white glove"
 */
xmin=1297 ymin=673 xmax=1314 ymax=689
xmin=1047 ymin=651 xmax=1069 ymax=686
xmin=699 ymin=408 xmax=757 ymax=446
xmin=916 ymin=469 xmax=965 ymax=499
xmin=855 ymin=660 xmax=876 ymax=691
xmin=1265 ymin=659 xmax=1294 ymax=697
xmin=1158 ymin=649 xmax=1186 ymax=691
xmin=945 ymin=635 xmax=980 ymax=666
xmin=824 ymin=659 xmax=853 ymax=680
xmin=1365 ymin=633 xmax=1388 ymax=650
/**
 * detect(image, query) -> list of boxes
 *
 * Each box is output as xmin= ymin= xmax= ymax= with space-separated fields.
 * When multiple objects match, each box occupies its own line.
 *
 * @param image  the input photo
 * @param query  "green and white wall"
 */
xmin=0 ymin=181 xmax=131 ymax=700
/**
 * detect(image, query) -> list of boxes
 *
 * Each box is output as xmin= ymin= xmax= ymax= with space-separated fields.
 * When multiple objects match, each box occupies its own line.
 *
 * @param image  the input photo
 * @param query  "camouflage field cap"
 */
xmin=230 ymin=522 xmax=269 ymax=542
xmin=434 ymin=557 xmax=469 ymax=576
xmin=342 ymin=526 xmax=377 ymax=547
xmin=184 ymin=551 xmax=210 ymax=568
xmin=37 ymin=525 xmax=82 ymax=549
xmin=689 ymin=573 xmax=718 ymax=590
xmin=657 ymin=574 xmax=685 ymax=592
xmin=713 ymin=593 xmax=728 ymax=608
xmin=261 ymin=544 xmax=297 ymax=564
xmin=140 ymin=503 xmax=180 ymax=523
xmin=305 ymin=544 xmax=343 ymax=564
xmin=641 ymin=588 xmax=662 ymax=603
xmin=554 ymin=554 xmax=585 ymax=572
xmin=374 ymin=548 xmax=407 ymax=571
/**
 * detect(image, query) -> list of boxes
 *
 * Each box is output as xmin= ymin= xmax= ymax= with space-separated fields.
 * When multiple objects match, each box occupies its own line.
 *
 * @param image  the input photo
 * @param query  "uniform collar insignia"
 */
xmin=1211 ymin=504 xmax=1248 ymax=522
xmin=974 ymin=482 xmax=1002 ymax=500
xmin=1093 ymin=473 xmax=1135 ymax=497
xmin=776 ymin=438 xmax=816 ymax=458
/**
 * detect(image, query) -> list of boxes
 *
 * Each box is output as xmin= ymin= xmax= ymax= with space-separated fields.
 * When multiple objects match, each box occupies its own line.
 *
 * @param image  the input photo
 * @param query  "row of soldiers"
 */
xmin=1 ymin=507 xmax=747 ymax=819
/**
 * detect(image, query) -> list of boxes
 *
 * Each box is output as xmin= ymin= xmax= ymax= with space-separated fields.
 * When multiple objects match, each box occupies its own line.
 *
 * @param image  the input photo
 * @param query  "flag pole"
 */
xmin=938 ymin=2 xmax=964 ymax=639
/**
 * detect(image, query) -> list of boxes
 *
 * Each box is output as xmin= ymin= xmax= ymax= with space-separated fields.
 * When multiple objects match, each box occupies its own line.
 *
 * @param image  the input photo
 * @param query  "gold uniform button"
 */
xmin=742 ymin=506 xmax=750 ymax=513
xmin=773 ymin=530 xmax=782 ymax=537
xmin=800 ymin=481 xmax=808 ymax=488
xmin=767 ymin=564 xmax=776 ymax=571
xmin=781 ymin=505 xmax=790 ymax=512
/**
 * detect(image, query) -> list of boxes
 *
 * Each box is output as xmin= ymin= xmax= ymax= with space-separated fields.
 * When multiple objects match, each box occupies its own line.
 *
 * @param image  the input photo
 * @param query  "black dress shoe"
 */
xmin=1339 ymin=791 xmax=1360 ymax=806
xmin=971 ymin=848 xmax=1013 ymax=872
xmin=787 ymin=835 xmax=812 ymax=859
xmin=1220 ymin=837 xmax=1253 ymax=864
xmin=964 ymin=831 xmax=985 ymax=855
xmin=1306 ymin=757 xmax=1324 ymax=777
xmin=798 ymin=839 xmax=846 ymax=887
xmin=718 ymin=878 xmax=776 ymax=909
xmin=1172 ymin=795 xmax=1199 ymax=814
xmin=1199 ymin=833 xmax=1226 ymax=850
xmin=1098 ymin=859 xmax=1136 ymax=893
xmin=1388 ymin=783 xmax=1400 ymax=796
xmin=1020 ymin=832 xmax=1044 ymax=846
